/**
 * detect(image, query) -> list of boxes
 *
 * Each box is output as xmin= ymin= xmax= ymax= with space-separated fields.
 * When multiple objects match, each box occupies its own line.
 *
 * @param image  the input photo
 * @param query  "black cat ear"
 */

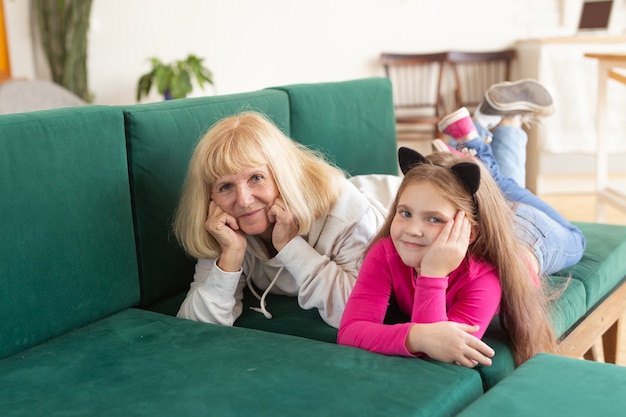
xmin=398 ymin=147 xmax=428 ymax=175
xmin=450 ymin=162 xmax=481 ymax=196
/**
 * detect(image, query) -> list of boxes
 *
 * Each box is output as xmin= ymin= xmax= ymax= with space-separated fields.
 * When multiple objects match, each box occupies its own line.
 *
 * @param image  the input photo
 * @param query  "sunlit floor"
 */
xmin=541 ymin=193 xmax=626 ymax=226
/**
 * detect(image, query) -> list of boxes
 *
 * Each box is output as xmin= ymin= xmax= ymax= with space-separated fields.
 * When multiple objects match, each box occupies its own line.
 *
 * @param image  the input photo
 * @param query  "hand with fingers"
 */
xmin=267 ymin=197 xmax=299 ymax=252
xmin=206 ymin=201 xmax=247 ymax=272
xmin=420 ymin=211 xmax=472 ymax=278
xmin=406 ymin=321 xmax=495 ymax=368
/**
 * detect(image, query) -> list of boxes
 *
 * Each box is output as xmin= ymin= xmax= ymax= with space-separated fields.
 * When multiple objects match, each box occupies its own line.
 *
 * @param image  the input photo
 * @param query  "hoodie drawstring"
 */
xmin=246 ymin=267 xmax=283 ymax=319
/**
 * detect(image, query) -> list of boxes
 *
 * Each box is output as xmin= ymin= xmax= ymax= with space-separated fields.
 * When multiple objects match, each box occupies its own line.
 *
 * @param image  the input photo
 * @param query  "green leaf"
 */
xmin=136 ymin=72 xmax=154 ymax=101
xmin=154 ymin=66 xmax=173 ymax=94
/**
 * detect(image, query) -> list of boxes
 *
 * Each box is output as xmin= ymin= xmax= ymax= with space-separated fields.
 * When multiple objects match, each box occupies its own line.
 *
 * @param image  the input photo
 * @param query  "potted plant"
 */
xmin=136 ymin=54 xmax=214 ymax=101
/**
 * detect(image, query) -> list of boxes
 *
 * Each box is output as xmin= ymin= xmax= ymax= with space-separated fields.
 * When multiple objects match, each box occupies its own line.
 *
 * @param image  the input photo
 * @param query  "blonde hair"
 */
xmin=370 ymin=151 xmax=556 ymax=366
xmin=173 ymin=111 xmax=345 ymax=259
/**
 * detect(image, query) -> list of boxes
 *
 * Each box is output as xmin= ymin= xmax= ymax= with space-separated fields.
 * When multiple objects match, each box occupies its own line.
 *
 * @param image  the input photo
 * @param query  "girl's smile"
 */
xmin=390 ymin=182 xmax=457 ymax=269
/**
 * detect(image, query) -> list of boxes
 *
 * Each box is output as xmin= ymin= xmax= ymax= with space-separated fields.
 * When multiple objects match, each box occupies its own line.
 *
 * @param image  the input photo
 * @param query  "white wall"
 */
xmin=6 ymin=0 xmax=623 ymax=105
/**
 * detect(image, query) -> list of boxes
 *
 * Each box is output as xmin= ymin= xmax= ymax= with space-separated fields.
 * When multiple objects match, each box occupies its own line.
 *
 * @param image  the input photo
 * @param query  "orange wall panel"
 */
xmin=0 ymin=0 xmax=11 ymax=80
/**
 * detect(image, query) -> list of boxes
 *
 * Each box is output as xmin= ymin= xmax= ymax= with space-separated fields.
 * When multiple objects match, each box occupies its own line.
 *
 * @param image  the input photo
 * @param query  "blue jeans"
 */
xmin=461 ymin=122 xmax=586 ymax=276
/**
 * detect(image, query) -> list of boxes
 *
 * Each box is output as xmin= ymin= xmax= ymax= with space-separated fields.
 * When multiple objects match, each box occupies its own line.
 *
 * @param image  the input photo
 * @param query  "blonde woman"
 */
xmin=174 ymin=111 xmax=400 ymax=327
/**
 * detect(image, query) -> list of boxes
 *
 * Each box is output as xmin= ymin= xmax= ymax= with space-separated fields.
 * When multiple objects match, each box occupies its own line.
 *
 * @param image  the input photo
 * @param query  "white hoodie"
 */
xmin=176 ymin=174 xmax=401 ymax=328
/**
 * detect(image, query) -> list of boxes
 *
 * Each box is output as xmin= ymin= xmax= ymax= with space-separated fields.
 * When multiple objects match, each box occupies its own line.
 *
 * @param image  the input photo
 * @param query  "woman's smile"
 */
xmin=238 ymin=208 xmax=265 ymax=220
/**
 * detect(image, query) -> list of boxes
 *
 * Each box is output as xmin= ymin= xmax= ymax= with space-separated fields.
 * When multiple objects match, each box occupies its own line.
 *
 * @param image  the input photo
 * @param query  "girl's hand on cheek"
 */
xmin=268 ymin=197 xmax=299 ymax=252
xmin=206 ymin=201 xmax=247 ymax=271
xmin=420 ymin=211 xmax=471 ymax=277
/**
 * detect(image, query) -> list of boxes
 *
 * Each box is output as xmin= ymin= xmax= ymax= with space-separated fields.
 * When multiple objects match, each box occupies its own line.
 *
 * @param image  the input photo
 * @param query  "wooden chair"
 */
xmin=447 ymin=49 xmax=516 ymax=113
xmin=380 ymin=52 xmax=448 ymax=138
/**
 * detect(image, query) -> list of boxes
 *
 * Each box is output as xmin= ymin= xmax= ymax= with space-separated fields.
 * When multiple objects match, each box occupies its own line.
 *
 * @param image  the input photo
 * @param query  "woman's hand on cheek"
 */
xmin=206 ymin=201 xmax=247 ymax=271
xmin=420 ymin=211 xmax=471 ymax=277
xmin=268 ymin=197 xmax=299 ymax=252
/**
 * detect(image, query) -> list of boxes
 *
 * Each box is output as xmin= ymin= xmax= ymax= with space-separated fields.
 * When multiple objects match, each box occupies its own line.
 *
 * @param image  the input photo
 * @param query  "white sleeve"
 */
xmin=176 ymin=258 xmax=246 ymax=326
xmin=276 ymin=205 xmax=382 ymax=328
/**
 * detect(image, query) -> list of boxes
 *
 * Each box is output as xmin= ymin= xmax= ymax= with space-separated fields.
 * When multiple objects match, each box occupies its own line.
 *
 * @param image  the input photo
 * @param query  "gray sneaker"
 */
xmin=479 ymin=79 xmax=555 ymax=117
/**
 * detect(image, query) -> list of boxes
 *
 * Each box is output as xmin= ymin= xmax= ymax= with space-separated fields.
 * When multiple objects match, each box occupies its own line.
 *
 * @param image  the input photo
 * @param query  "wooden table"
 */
xmin=584 ymin=53 xmax=626 ymax=221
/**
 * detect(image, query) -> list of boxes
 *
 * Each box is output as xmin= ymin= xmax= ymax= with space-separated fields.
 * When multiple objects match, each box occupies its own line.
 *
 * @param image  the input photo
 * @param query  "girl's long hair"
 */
xmin=173 ymin=111 xmax=345 ymax=259
xmin=370 ymin=151 xmax=556 ymax=366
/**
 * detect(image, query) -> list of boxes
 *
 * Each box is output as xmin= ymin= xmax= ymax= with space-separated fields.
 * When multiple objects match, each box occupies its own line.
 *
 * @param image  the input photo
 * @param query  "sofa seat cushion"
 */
xmin=0 ymin=308 xmax=483 ymax=417
xmin=235 ymin=290 xmax=339 ymax=343
xmin=457 ymin=354 xmax=626 ymax=417
xmin=146 ymin=288 xmax=338 ymax=343
xmin=546 ymin=275 xmax=588 ymax=336
xmin=475 ymin=272 xmax=586 ymax=390
xmin=559 ymin=222 xmax=626 ymax=312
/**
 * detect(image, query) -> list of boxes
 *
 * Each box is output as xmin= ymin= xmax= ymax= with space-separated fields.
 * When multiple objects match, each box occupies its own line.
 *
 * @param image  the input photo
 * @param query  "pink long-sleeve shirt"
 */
xmin=337 ymin=237 xmax=501 ymax=357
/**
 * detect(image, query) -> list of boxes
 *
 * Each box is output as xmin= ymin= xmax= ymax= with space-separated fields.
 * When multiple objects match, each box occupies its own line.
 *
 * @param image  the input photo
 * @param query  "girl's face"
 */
xmin=390 ymin=181 xmax=458 ymax=269
xmin=211 ymin=165 xmax=280 ymax=236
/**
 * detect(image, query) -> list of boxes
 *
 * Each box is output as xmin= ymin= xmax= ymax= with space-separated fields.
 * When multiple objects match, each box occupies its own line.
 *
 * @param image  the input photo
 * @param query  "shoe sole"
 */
xmin=437 ymin=107 xmax=470 ymax=132
xmin=482 ymin=79 xmax=555 ymax=117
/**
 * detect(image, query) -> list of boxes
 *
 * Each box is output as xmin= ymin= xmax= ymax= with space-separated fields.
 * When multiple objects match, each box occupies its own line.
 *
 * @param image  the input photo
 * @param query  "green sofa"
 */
xmin=456 ymin=353 xmax=626 ymax=417
xmin=1 ymin=77 xmax=625 ymax=416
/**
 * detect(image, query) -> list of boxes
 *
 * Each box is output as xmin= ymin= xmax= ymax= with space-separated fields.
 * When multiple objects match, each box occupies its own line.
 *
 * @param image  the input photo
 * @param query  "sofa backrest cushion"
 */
xmin=122 ymin=90 xmax=290 ymax=308
xmin=0 ymin=106 xmax=140 ymax=359
xmin=270 ymin=77 xmax=399 ymax=176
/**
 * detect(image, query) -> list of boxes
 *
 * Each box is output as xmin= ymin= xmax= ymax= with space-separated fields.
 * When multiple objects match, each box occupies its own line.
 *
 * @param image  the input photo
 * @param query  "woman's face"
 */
xmin=211 ymin=165 xmax=280 ymax=236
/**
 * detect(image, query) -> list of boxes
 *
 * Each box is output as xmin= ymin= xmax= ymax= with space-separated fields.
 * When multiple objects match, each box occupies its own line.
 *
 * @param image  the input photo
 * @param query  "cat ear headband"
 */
xmin=397 ymin=146 xmax=480 ymax=197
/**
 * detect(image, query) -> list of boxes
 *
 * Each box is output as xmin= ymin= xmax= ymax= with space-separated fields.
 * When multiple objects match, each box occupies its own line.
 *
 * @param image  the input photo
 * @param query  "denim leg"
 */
xmin=462 ymin=125 xmax=587 ymax=275
xmin=462 ymin=131 xmax=518 ymax=201
xmin=471 ymin=122 xmax=526 ymax=187
xmin=468 ymin=121 xmax=528 ymax=187
xmin=491 ymin=125 xmax=527 ymax=188
xmin=462 ymin=126 xmax=576 ymax=232
xmin=514 ymin=204 xmax=586 ymax=275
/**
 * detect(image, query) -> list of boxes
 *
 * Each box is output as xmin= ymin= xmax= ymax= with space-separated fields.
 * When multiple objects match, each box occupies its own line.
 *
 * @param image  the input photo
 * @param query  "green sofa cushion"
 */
xmin=477 ymin=273 xmax=584 ymax=391
xmin=122 ymin=90 xmax=290 ymax=308
xmin=560 ymin=222 xmax=626 ymax=310
xmin=457 ymin=353 xmax=626 ymax=417
xmin=0 ymin=106 xmax=140 ymax=360
xmin=271 ymin=77 xmax=399 ymax=176
xmin=146 ymin=283 xmax=338 ymax=342
xmin=235 ymin=291 xmax=339 ymax=343
xmin=0 ymin=308 xmax=483 ymax=417
xmin=547 ymin=275 xmax=588 ymax=336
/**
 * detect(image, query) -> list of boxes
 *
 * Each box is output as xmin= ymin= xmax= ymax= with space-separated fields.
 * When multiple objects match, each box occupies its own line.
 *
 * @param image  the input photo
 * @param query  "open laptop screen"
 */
xmin=578 ymin=0 xmax=613 ymax=31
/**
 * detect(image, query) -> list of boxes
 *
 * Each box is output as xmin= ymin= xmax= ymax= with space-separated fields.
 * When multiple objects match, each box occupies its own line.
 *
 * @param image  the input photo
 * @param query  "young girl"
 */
xmin=337 ymin=148 xmax=556 ymax=367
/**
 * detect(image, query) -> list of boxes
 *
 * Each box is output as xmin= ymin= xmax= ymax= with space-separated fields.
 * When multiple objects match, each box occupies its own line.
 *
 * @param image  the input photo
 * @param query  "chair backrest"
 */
xmin=447 ymin=49 xmax=516 ymax=113
xmin=380 ymin=52 xmax=448 ymax=132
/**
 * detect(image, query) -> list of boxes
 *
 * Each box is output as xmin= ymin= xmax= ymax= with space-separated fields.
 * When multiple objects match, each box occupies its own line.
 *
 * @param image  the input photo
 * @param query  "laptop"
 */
xmin=577 ymin=0 xmax=615 ymax=35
